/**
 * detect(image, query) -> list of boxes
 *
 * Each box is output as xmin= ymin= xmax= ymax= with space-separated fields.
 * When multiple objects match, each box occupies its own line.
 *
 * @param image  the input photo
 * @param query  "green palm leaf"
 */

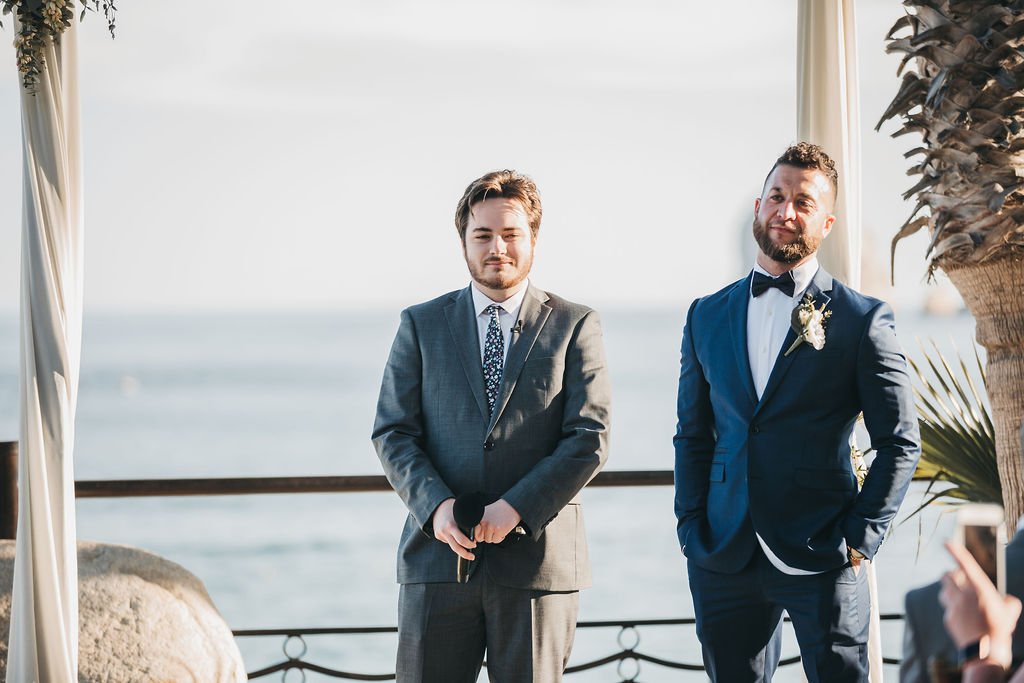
xmin=904 ymin=339 xmax=1001 ymax=518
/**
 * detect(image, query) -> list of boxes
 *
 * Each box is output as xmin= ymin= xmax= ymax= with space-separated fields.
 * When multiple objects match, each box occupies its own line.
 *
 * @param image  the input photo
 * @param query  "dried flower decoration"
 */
xmin=784 ymin=293 xmax=832 ymax=357
xmin=2 ymin=0 xmax=115 ymax=94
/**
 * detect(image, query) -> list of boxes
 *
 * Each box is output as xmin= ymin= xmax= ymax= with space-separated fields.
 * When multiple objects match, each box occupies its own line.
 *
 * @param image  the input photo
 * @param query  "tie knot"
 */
xmin=751 ymin=270 xmax=796 ymax=298
xmin=485 ymin=304 xmax=502 ymax=319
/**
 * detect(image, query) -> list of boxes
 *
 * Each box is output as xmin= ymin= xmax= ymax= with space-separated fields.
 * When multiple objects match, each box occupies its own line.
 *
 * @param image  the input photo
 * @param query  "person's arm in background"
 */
xmin=940 ymin=541 xmax=1023 ymax=683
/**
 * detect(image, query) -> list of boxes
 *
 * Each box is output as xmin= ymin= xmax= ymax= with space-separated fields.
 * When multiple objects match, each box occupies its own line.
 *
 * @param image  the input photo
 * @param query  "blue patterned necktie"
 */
xmin=482 ymin=304 xmax=505 ymax=415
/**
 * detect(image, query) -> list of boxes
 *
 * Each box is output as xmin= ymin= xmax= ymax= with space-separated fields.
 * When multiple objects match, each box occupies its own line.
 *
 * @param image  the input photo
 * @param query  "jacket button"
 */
xmin=483 ymin=438 xmax=494 ymax=450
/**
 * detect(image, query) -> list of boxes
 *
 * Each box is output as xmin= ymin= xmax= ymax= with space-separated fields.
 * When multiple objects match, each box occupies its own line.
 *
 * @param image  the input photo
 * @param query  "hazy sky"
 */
xmin=0 ymin=0 xmax=961 ymax=314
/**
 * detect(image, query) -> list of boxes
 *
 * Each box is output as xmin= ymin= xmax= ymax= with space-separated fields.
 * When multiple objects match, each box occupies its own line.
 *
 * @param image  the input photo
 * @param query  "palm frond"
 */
xmin=903 ymin=339 xmax=1000 ymax=520
xmin=881 ymin=1 xmax=1024 ymax=274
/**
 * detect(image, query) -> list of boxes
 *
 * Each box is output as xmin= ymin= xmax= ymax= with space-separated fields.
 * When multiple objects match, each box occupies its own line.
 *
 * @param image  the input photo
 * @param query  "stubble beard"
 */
xmin=466 ymin=252 xmax=533 ymax=294
xmin=752 ymin=216 xmax=821 ymax=264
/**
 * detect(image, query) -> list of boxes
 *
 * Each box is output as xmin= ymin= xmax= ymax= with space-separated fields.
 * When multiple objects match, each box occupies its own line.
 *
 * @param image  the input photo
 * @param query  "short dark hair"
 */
xmin=455 ymin=170 xmax=542 ymax=242
xmin=763 ymin=142 xmax=839 ymax=201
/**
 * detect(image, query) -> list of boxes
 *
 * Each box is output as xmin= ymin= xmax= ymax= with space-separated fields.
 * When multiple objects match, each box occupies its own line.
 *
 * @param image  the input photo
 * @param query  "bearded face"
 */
xmin=752 ymin=214 xmax=823 ymax=264
xmin=753 ymin=165 xmax=834 ymax=267
xmin=462 ymin=197 xmax=535 ymax=300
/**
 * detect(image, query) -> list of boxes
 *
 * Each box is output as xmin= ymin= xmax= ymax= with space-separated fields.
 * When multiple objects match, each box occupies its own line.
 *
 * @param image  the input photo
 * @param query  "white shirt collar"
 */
xmin=752 ymin=257 xmax=819 ymax=299
xmin=471 ymin=279 xmax=530 ymax=317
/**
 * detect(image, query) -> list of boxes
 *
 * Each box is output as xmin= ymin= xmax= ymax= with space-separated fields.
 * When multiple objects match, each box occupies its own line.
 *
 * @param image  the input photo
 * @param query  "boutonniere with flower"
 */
xmin=784 ymin=293 xmax=831 ymax=357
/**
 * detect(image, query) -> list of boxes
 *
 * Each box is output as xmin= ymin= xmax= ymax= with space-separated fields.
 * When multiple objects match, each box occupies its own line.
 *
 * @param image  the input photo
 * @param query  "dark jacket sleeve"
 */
xmin=843 ymin=301 xmax=921 ymax=558
xmin=673 ymin=298 xmax=716 ymax=548
xmin=372 ymin=309 xmax=453 ymax=535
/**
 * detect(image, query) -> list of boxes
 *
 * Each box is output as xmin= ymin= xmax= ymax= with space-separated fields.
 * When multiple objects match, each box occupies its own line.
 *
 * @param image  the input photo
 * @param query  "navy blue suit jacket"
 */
xmin=674 ymin=268 xmax=920 ymax=574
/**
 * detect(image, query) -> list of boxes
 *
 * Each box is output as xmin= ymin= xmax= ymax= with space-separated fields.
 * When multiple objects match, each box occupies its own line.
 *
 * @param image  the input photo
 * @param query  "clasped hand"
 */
xmin=432 ymin=498 xmax=522 ymax=561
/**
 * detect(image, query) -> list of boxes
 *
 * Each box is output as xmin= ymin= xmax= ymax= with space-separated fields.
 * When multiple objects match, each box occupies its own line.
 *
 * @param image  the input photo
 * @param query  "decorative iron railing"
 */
xmin=233 ymin=614 xmax=906 ymax=681
xmin=0 ymin=444 xmax=909 ymax=681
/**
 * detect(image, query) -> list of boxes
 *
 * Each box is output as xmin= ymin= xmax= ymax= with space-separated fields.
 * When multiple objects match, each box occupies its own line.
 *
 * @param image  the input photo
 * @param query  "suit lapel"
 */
xmin=753 ymin=268 xmax=834 ymax=416
xmin=444 ymin=287 xmax=489 ymax=422
xmin=729 ymin=274 xmax=758 ymax=407
xmin=487 ymin=285 xmax=551 ymax=432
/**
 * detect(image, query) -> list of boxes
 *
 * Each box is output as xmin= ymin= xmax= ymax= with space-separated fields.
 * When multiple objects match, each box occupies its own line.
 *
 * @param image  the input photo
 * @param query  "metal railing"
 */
xmin=0 ymin=442 xmax=905 ymax=681
xmin=233 ymin=614 xmax=906 ymax=681
xmin=71 ymin=469 xmax=672 ymax=499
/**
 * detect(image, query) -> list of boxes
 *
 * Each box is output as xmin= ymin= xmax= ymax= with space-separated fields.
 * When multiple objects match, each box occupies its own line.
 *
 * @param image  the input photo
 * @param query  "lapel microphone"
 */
xmin=511 ymin=320 xmax=523 ymax=335
xmin=452 ymin=492 xmax=487 ymax=583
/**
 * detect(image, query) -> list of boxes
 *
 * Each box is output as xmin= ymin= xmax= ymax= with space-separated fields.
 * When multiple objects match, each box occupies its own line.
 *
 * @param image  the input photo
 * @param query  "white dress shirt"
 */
xmin=746 ymin=258 xmax=819 ymax=398
xmin=746 ymin=258 xmax=822 ymax=575
xmin=471 ymin=280 xmax=529 ymax=363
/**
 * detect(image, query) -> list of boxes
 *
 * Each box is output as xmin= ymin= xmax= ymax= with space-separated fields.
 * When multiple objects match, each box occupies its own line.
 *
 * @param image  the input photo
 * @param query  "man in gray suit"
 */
xmin=372 ymin=169 xmax=611 ymax=683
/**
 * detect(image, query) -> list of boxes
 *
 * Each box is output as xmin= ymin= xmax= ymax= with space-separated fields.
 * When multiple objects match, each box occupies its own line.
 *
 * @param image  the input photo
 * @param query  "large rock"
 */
xmin=0 ymin=541 xmax=246 ymax=682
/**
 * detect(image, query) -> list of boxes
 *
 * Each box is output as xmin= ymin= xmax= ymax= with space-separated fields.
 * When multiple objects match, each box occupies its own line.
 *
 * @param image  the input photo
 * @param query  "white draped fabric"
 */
xmin=797 ymin=2 xmax=884 ymax=681
xmin=7 ymin=19 xmax=83 ymax=683
xmin=797 ymin=0 xmax=862 ymax=290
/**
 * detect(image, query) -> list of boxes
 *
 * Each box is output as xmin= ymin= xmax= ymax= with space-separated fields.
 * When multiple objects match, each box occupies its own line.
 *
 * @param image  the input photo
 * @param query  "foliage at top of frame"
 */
xmin=1 ymin=0 xmax=115 ymax=93
xmin=878 ymin=1 xmax=1024 ymax=278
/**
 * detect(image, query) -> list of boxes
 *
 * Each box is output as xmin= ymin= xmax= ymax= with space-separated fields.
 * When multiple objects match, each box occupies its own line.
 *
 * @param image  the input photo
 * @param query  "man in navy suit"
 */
xmin=674 ymin=142 xmax=921 ymax=682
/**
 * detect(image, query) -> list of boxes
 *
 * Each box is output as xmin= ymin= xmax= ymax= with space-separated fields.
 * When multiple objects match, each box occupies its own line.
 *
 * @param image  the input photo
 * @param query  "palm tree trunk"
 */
xmin=945 ymin=257 xmax=1024 ymax=526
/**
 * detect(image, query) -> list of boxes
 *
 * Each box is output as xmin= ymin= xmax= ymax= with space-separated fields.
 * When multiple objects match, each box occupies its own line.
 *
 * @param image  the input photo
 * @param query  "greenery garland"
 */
xmin=2 ymin=0 xmax=115 ymax=93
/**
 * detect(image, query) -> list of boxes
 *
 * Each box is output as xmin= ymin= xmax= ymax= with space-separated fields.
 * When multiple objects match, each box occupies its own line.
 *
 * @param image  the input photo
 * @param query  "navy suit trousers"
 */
xmin=687 ymin=546 xmax=870 ymax=683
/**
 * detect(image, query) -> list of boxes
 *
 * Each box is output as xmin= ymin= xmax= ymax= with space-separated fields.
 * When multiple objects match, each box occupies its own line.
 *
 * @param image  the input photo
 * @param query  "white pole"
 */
xmin=797 ymin=2 xmax=882 ymax=681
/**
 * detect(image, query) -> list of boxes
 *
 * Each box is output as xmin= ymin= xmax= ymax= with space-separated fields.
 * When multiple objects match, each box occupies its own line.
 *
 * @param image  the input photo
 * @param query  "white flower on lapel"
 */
xmin=784 ymin=293 xmax=831 ymax=357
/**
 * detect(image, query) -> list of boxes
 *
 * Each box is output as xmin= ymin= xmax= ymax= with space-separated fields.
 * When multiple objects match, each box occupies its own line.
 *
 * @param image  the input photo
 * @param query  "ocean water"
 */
xmin=0 ymin=307 xmax=981 ymax=681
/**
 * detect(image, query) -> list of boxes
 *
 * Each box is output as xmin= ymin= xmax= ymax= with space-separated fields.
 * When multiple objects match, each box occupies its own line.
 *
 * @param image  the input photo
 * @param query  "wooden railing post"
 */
xmin=0 ymin=441 xmax=17 ymax=539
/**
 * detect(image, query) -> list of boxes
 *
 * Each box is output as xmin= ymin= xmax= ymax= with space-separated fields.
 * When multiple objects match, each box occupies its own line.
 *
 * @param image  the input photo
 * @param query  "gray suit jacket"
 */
xmin=372 ymin=284 xmax=611 ymax=591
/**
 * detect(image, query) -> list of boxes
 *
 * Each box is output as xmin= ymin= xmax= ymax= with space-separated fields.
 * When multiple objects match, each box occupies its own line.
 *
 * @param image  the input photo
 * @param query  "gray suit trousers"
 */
xmin=396 ymin=572 xmax=579 ymax=683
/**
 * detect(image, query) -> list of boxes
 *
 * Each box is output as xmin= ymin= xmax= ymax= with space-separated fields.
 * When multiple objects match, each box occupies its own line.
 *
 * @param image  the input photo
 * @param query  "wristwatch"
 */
xmin=957 ymin=640 xmax=981 ymax=666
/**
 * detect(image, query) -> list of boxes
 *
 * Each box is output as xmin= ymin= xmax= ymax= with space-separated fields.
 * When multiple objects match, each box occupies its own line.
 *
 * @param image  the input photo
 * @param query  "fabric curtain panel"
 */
xmin=7 ymin=18 xmax=84 ymax=683
xmin=797 ymin=2 xmax=883 ymax=681
xmin=797 ymin=0 xmax=863 ymax=291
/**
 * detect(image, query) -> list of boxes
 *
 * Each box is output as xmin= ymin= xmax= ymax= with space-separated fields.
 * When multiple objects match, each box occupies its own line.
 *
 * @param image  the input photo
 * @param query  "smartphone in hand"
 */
xmin=954 ymin=503 xmax=1007 ymax=594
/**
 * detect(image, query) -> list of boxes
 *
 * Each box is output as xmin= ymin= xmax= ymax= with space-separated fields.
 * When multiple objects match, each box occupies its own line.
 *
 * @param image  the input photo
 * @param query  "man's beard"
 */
xmin=752 ymin=216 xmax=821 ymax=264
xmin=466 ymin=253 xmax=533 ymax=292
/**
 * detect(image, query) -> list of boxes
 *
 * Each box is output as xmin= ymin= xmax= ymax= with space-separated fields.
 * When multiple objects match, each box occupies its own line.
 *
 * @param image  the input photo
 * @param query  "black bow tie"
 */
xmin=751 ymin=270 xmax=796 ymax=298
